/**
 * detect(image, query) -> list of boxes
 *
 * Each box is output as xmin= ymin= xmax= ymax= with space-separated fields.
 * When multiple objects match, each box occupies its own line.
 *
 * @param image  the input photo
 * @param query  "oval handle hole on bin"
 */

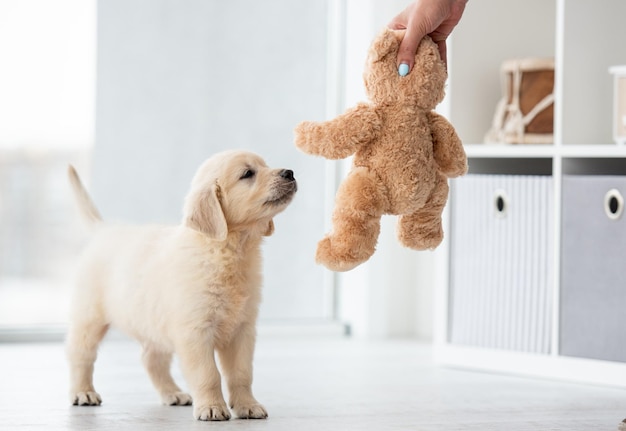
xmin=496 ymin=196 xmax=505 ymax=212
xmin=604 ymin=188 xmax=624 ymax=221
xmin=494 ymin=190 xmax=508 ymax=218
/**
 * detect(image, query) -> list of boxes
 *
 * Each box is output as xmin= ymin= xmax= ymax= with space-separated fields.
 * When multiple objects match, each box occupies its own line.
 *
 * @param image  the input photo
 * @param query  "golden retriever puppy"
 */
xmin=65 ymin=150 xmax=296 ymax=421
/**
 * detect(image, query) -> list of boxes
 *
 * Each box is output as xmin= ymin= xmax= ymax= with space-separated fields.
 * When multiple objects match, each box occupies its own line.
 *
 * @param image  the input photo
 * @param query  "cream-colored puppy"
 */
xmin=65 ymin=150 xmax=297 ymax=421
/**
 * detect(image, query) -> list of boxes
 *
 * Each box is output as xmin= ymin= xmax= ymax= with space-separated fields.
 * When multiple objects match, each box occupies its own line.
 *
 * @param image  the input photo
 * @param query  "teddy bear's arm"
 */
xmin=428 ymin=111 xmax=468 ymax=178
xmin=294 ymin=103 xmax=381 ymax=159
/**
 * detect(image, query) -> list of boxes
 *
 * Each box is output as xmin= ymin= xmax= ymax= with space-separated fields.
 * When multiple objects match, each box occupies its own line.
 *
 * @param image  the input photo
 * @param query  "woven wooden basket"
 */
xmin=485 ymin=58 xmax=555 ymax=144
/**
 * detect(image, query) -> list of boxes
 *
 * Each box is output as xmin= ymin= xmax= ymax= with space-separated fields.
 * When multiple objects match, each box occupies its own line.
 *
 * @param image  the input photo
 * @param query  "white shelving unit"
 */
xmin=435 ymin=0 xmax=626 ymax=387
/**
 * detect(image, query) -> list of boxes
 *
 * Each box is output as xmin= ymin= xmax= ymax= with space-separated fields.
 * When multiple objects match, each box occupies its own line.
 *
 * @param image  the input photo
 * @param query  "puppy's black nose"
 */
xmin=280 ymin=169 xmax=295 ymax=181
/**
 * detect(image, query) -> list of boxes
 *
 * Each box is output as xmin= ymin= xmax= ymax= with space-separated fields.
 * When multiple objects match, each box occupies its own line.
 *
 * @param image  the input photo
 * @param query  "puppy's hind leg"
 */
xmin=217 ymin=323 xmax=267 ymax=419
xmin=66 ymin=320 xmax=109 ymax=406
xmin=142 ymin=345 xmax=192 ymax=406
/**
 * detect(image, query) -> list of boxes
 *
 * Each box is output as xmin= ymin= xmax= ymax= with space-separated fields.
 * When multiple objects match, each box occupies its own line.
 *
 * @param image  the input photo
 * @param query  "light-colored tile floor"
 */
xmin=1 ymin=335 xmax=625 ymax=431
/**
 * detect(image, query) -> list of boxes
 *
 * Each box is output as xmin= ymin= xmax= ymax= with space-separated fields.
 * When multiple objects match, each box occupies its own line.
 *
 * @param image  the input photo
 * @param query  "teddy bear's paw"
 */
xmin=315 ymin=236 xmax=368 ymax=272
xmin=294 ymin=122 xmax=317 ymax=153
xmin=445 ymin=159 xmax=469 ymax=178
xmin=401 ymin=234 xmax=443 ymax=251
xmin=397 ymin=221 xmax=443 ymax=251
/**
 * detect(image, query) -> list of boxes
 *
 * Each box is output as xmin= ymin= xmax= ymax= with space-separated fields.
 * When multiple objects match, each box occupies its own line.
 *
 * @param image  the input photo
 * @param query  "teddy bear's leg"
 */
xmin=397 ymin=173 xmax=448 ymax=250
xmin=316 ymin=167 xmax=387 ymax=272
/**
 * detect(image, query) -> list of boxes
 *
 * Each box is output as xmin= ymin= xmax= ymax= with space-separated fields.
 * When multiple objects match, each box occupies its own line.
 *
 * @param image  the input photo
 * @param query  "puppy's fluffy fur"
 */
xmin=65 ymin=150 xmax=296 ymax=421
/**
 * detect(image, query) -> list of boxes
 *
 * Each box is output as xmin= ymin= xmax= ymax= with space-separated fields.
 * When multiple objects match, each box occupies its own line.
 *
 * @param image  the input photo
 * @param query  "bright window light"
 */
xmin=0 ymin=0 xmax=95 ymax=150
xmin=0 ymin=0 xmax=95 ymax=331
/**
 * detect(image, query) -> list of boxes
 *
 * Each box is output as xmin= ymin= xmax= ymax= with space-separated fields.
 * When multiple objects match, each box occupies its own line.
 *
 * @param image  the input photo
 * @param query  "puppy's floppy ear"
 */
xmin=263 ymin=219 xmax=275 ymax=237
xmin=184 ymin=182 xmax=228 ymax=241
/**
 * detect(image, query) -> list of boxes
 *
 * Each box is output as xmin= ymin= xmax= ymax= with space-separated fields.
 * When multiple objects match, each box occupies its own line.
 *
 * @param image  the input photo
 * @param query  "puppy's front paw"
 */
xmin=232 ymin=403 xmax=268 ymax=419
xmin=72 ymin=391 xmax=102 ymax=406
xmin=162 ymin=391 xmax=192 ymax=406
xmin=193 ymin=403 xmax=231 ymax=421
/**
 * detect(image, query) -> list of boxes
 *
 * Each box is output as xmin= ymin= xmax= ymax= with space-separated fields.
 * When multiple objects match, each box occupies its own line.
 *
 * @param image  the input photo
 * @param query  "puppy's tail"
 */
xmin=68 ymin=165 xmax=103 ymax=228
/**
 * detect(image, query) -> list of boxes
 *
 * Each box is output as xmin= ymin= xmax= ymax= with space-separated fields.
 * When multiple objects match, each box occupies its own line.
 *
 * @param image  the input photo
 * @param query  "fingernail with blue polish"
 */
xmin=398 ymin=63 xmax=409 ymax=77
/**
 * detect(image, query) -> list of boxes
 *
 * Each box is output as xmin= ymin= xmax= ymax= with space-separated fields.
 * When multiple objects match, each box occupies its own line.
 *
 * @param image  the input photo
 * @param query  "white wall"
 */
xmin=95 ymin=0 xmax=330 ymax=322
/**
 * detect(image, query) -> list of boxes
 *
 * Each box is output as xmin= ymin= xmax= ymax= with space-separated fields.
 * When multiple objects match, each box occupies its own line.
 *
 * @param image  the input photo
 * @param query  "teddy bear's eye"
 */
xmin=240 ymin=169 xmax=255 ymax=180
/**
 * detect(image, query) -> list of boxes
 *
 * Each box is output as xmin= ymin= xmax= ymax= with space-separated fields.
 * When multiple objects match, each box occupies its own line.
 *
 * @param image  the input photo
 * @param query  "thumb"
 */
xmin=436 ymin=39 xmax=448 ymax=67
xmin=396 ymin=25 xmax=424 ymax=76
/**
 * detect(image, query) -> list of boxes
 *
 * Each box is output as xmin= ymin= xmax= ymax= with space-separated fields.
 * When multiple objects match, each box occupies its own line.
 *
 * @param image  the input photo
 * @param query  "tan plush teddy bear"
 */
xmin=294 ymin=28 xmax=467 ymax=272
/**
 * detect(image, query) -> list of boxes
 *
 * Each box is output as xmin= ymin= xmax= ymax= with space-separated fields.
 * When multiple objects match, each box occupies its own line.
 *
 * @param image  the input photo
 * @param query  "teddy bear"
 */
xmin=294 ymin=28 xmax=467 ymax=272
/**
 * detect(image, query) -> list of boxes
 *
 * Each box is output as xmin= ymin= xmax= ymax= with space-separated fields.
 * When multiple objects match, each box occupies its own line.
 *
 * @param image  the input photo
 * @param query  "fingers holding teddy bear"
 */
xmin=389 ymin=0 xmax=468 ymax=75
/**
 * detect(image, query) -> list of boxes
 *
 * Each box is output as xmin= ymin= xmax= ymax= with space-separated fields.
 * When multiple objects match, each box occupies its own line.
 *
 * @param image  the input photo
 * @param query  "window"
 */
xmin=0 ymin=0 xmax=95 ymax=330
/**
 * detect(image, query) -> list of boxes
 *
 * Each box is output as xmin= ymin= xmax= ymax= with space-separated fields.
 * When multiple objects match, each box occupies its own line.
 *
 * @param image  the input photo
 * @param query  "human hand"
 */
xmin=388 ymin=0 xmax=467 ymax=76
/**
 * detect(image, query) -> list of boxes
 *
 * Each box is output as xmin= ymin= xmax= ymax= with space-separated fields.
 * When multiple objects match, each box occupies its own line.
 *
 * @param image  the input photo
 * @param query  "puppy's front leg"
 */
xmin=217 ymin=323 xmax=267 ymax=419
xmin=176 ymin=337 xmax=230 ymax=421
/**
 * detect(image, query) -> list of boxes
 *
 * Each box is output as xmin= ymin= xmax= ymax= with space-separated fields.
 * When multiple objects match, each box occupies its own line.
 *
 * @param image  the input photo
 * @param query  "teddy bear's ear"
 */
xmin=368 ymin=28 xmax=402 ymax=62
xmin=414 ymin=35 xmax=446 ymax=77
xmin=416 ymin=35 xmax=441 ymax=61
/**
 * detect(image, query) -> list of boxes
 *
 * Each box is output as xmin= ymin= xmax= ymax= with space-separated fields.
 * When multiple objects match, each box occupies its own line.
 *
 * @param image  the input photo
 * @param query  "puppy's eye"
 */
xmin=240 ymin=169 xmax=255 ymax=180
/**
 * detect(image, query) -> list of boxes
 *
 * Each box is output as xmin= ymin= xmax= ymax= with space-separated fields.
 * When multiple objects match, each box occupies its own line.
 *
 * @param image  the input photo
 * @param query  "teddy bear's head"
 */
xmin=363 ymin=29 xmax=447 ymax=109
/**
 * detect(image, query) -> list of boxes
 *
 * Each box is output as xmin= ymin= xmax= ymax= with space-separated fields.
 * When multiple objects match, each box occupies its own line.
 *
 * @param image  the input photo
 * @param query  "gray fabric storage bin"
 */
xmin=449 ymin=175 xmax=553 ymax=354
xmin=561 ymin=175 xmax=626 ymax=363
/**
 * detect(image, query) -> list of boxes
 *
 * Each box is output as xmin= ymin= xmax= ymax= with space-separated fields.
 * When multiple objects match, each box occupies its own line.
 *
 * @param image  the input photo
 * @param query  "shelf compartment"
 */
xmin=448 ymin=175 xmax=553 ymax=354
xmin=561 ymin=175 xmax=626 ymax=362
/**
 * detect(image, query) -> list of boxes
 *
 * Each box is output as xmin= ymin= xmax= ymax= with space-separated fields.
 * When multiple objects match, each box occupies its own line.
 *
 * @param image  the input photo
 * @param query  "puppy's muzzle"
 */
xmin=266 ymin=169 xmax=297 ymax=206
xmin=280 ymin=169 xmax=295 ymax=182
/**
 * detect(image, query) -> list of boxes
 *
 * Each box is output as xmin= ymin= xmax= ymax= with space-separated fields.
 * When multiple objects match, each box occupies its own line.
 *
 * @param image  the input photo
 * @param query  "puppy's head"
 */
xmin=183 ymin=150 xmax=297 ymax=240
